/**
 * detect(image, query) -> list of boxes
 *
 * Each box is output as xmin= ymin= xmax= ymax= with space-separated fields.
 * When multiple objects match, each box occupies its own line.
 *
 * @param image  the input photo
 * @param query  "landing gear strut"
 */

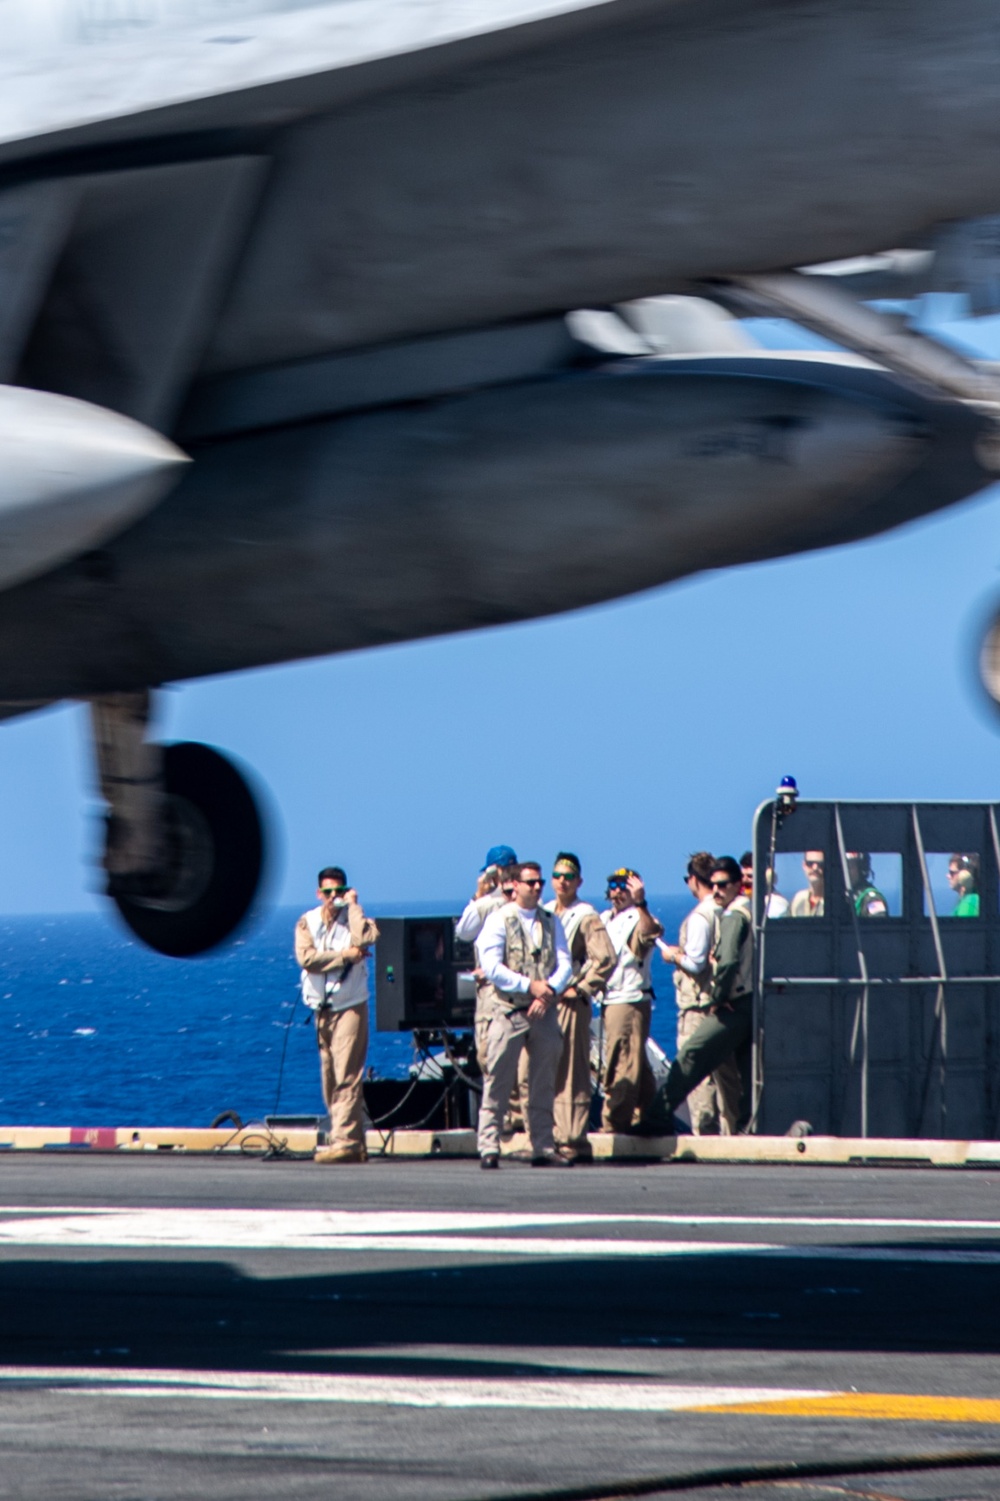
xmin=88 ymin=691 xmax=265 ymax=957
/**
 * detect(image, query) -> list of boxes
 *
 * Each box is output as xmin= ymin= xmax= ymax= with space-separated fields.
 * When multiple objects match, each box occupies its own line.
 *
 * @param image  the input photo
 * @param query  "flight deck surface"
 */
xmin=1 ymin=1157 xmax=1000 ymax=1499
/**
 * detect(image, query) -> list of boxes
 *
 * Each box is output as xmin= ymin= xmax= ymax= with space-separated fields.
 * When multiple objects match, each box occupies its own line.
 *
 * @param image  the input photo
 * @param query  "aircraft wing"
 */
xmin=4 ymin=0 xmax=1000 ymax=418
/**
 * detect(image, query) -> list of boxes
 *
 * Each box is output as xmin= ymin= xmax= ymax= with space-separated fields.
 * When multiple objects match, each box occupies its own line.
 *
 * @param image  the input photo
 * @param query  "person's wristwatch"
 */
xmin=635 ymin=898 xmax=648 ymax=909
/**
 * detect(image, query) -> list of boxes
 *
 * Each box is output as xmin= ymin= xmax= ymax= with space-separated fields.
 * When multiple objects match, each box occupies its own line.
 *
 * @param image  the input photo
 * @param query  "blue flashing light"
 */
xmin=775 ymin=774 xmax=799 ymax=814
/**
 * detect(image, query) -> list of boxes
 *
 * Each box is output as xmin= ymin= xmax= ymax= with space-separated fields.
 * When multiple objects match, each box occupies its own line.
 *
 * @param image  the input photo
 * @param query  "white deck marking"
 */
xmin=0 ymin=1207 xmax=996 ymax=1258
xmin=0 ymin=1366 xmax=832 ymax=1410
xmin=1 ymin=1209 xmax=999 ymax=1231
xmin=0 ymin=1212 xmax=770 ymax=1255
xmin=4 ymin=1368 xmax=997 ymax=1424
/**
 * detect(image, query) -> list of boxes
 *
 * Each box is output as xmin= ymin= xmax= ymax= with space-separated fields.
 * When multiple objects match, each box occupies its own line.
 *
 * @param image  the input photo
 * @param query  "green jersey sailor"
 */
xmin=846 ymin=852 xmax=888 ymax=917
xmin=948 ymin=853 xmax=980 ymax=917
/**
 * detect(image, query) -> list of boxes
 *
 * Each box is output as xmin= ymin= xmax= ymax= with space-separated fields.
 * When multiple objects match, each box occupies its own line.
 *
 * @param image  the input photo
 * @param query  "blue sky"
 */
xmin=4 ymin=309 xmax=1000 ymax=922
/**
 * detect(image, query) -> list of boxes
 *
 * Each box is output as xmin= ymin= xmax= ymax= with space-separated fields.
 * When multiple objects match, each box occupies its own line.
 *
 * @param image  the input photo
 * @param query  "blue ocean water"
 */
xmin=0 ymin=896 xmax=689 ymax=1126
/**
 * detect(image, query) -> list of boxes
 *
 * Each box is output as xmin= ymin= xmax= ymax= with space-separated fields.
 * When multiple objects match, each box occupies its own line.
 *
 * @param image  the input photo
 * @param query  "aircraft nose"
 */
xmin=0 ymin=385 xmax=187 ymax=590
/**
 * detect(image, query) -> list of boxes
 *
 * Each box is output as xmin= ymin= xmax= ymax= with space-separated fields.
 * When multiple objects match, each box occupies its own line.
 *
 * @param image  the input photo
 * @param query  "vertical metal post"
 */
xmin=912 ymin=806 xmax=948 ymax=1136
xmin=987 ymin=809 xmax=1000 ymax=1136
xmin=750 ymin=799 xmax=781 ymax=1133
xmin=988 ymin=806 xmax=1000 ymax=895
xmin=834 ymin=805 xmax=870 ymax=1137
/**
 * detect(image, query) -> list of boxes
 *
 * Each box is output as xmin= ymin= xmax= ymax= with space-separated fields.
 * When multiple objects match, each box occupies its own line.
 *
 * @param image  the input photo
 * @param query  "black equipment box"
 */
xmin=374 ymin=916 xmax=476 ymax=1032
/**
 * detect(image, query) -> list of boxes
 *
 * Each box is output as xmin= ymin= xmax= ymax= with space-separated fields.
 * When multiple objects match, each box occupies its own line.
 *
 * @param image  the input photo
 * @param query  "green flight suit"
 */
xmin=646 ymin=902 xmax=754 ymax=1133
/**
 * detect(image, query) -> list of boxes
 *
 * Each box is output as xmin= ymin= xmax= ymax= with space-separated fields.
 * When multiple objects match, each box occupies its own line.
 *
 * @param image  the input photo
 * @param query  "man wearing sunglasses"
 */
xmin=599 ymin=868 xmax=663 ymax=1134
xmin=647 ymin=856 xmax=753 ymax=1134
xmin=790 ymin=852 xmax=825 ymax=917
xmin=741 ymin=850 xmax=790 ymax=919
xmin=542 ymin=852 xmax=616 ymax=1161
xmin=296 ymin=866 xmax=379 ymax=1164
xmin=476 ymin=862 xmax=573 ymax=1168
xmin=658 ymin=850 xmax=738 ymax=1135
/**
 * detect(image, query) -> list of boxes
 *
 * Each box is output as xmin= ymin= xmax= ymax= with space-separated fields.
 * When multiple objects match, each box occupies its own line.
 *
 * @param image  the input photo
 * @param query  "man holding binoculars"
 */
xmin=599 ymin=868 xmax=663 ymax=1133
xmin=455 ymin=844 xmax=520 ymax=1055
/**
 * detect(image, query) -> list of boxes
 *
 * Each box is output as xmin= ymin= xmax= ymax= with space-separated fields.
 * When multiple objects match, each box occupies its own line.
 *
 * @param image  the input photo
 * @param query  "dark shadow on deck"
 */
xmin=0 ymin=1243 xmax=997 ymax=1374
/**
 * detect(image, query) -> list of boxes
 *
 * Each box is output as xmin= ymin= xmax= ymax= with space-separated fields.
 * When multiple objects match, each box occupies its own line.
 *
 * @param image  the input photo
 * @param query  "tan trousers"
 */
xmin=553 ymin=995 xmax=593 ymax=1150
xmin=676 ymin=1006 xmax=740 ymax=1134
xmin=601 ymin=1000 xmax=655 ymax=1133
xmin=315 ymin=1002 xmax=368 ymax=1150
xmin=478 ymin=1004 xmax=562 ymax=1157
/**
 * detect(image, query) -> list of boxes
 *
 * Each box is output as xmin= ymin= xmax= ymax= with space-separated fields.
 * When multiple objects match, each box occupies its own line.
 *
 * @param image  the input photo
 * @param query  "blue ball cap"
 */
xmin=482 ymin=844 xmax=517 ymax=871
xmin=779 ymin=775 xmax=798 ymax=792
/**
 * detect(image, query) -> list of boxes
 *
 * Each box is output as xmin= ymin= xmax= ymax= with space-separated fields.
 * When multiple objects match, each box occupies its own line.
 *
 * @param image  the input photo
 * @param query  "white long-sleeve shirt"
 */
xmin=478 ymin=904 xmax=572 ymax=996
xmin=455 ymin=890 xmax=506 ymax=943
xmin=673 ymin=906 xmax=714 ymax=976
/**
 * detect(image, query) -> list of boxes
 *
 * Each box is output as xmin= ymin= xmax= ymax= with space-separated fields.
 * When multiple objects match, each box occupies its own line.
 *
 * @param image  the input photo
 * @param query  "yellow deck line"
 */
xmin=693 ymin=1393 xmax=1000 ymax=1423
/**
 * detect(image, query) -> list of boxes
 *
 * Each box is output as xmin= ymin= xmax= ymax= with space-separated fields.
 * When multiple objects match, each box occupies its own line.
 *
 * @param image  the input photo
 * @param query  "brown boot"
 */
xmin=314 ymin=1143 xmax=368 ymax=1164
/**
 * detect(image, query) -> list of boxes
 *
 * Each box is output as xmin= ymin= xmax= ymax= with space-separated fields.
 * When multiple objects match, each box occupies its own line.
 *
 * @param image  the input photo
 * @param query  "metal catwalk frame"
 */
xmin=751 ymin=800 xmax=1000 ymax=1138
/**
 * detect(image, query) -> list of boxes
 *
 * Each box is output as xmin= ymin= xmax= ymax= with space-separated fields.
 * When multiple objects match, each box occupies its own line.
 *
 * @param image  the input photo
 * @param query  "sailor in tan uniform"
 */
xmin=790 ymin=851 xmax=825 ymax=916
xmin=599 ymin=868 xmax=663 ymax=1133
xmin=295 ymin=866 xmax=379 ymax=1164
xmin=544 ymin=851 xmax=616 ymax=1161
xmin=476 ymin=862 xmax=573 ymax=1168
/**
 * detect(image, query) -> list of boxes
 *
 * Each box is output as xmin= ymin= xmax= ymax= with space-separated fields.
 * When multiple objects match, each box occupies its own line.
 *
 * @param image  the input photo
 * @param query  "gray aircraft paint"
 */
xmin=6 ymin=0 xmax=1000 ymax=373
xmin=0 ymin=0 xmax=998 ymax=709
xmin=0 ymin=0 xmax=611 ymax=141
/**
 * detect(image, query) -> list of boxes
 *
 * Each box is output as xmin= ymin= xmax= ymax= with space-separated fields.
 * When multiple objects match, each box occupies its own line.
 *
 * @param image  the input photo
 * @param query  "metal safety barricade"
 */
xmin=751 ymin=800 xmax=1000 ymax=1139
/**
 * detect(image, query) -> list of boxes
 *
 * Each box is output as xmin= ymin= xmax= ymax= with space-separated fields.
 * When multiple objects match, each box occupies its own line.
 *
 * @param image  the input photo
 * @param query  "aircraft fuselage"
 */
xmin=0 ymin=356 xmax=986 ymax=700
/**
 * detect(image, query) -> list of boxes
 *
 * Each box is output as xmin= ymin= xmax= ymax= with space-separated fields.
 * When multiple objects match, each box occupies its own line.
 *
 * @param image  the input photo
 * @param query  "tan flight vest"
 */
xmin=478 ymin=903 xmax=558 ymax=1014
xmin=545 ymin=899 xmax=601 ymax=986
xmin=673 ymin=896 xmax=717 ymax=1012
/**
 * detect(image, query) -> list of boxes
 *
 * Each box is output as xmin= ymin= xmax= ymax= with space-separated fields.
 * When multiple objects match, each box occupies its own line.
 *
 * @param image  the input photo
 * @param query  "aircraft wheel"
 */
xmin=110 ymin=741 xmax=264 ymax=958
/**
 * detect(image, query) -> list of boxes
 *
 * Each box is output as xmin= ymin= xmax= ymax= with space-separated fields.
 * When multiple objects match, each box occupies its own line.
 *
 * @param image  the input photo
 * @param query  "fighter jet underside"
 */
xmin=5 ymin=0 xmax=1000 ymax=954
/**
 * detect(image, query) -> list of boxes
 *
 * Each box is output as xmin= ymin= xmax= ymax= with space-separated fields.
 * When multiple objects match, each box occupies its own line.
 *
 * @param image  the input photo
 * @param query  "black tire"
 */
xmin=110 ymin=741 xmax=265 ymax=958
